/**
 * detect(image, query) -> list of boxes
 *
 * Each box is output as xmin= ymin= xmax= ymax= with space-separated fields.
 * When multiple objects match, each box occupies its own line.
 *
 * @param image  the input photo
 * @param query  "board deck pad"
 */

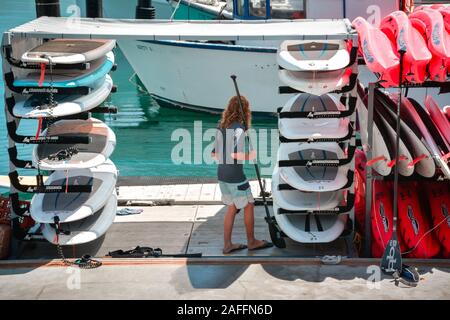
xmin=42 ymin=193 xmax=117 ymax=246
xmin=42 ymin=176 xmax=99 ymax=212
xmin=279 ymin=93 xmax=350 ymax=140
xmin=278 ymin=142 xmax=352 ymax=192
xmin=23 ymin=39 xmax=116 ymax=64
xmin=14 ymin=51 xmax=114 ymax=88
xmin=30 ymin=160 xmax=118 ymax=223
xmin=278 ymin=40 xmax=350 ymax=71
xmin=289 ymin=148 xmax=339 ymax=181
xmin=33 ymin=118 xmax=115 ymax=170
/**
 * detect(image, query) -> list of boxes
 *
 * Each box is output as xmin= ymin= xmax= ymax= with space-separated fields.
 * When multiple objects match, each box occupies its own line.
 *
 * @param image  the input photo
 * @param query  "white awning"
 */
xmin=6 ymin=17 xmax=357 ymax=41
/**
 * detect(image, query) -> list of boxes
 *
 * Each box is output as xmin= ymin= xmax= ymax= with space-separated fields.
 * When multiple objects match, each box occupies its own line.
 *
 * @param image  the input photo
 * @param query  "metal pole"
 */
xmin=364 ymin=82 xmax=376 ymax=257
xmin=35 ymin=0 xmax=60 ymax=17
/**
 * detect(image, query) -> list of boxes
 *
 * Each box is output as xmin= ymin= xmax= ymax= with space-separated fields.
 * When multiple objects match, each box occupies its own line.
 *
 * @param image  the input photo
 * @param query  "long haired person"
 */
xmin=212 ymin=96 xmax=273 ymax=254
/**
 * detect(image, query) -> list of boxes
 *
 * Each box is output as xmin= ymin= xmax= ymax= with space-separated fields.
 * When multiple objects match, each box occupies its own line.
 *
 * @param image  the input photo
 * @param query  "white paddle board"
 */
xmin=277 ymin=40 xmax=350 ymax=71
xmin=30 ymin=160 xmax=118 ymax=223
xmin=13 ymin=74 xmax=113 ymax=118
xmin=21 ymin=39 xmax=116 ymax=65
xmin=278 ymin=93 xmax=351 ymax=141
xmin=41 ymin=192 xmax=117 ymax=246
xmin=273 ymin=200 xmax=348 ymax=243
xmin=278 ymin=142 xmax=353 ymax=192
xmin=279 ymin=65 xmax=354 ymax=96
xmin=272 ymin=167 xmax=345 ymax=211
xmin=32 ymin=118 xmax=116 ymax=170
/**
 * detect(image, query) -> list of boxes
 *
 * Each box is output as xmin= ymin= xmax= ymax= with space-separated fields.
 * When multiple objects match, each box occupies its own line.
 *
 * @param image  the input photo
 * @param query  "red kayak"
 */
xmin=397 ymin=182 xmax=440 ymax=259
xmin=352 ymin=17 xmax=400 ymax=87
xmin=410 ymin=8 xmax=450 ymax=82
xmin=380 ymin=11 xmax=432 ymax=83
xmin=371 ymin=180 xmax=396 ymax=258
xmin=424 ymin=181 xmax=450 ymax=258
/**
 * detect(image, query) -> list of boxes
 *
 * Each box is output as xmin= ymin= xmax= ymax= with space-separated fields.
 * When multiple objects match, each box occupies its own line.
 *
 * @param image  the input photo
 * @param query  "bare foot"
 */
xmin=222 ymin=243 xmax=247 ymax=254
xmin=248 ymin=239 xmax=273 ymax=251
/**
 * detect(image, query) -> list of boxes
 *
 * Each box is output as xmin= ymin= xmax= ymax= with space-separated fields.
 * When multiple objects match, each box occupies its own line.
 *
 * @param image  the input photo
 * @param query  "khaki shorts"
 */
xmin=219 ymin=180 xmax=255 ymax=210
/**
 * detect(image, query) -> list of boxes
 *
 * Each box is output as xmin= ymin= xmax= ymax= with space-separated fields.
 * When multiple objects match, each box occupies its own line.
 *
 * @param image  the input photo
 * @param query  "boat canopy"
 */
xmin=4 ymin=16 xmax=357 ymax=41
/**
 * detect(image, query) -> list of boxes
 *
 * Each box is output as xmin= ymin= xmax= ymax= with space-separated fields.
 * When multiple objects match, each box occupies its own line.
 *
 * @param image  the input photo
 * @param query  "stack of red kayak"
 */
xmin=353 ymin=6 xmax=450 ymax=87
xmin=370 ymin=180 xmax=450 ymax=259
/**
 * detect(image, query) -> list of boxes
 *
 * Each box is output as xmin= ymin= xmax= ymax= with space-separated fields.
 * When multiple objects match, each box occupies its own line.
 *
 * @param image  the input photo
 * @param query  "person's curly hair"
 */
xmin=219 ymin=95 xmax=251 ymax=130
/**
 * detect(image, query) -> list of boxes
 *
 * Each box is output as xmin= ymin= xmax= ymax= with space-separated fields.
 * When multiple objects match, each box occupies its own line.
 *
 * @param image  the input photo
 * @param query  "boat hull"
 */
xmin=119 ymin=40 xmax=294 ymax=114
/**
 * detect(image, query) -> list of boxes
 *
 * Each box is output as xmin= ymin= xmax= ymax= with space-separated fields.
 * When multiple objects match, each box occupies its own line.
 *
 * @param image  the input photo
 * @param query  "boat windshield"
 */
xmin=233 ymin=0 xmax=305 ymax=19
xmin=270 ymin=0 xmax=305 ymax=19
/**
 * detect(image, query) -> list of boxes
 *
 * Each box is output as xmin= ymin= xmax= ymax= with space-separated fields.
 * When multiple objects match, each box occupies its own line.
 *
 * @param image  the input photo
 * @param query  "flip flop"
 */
xmin=248 ymin=240 xmax=274 ymax=251
xmin=222 ymin=244 xmax=248 ymax=254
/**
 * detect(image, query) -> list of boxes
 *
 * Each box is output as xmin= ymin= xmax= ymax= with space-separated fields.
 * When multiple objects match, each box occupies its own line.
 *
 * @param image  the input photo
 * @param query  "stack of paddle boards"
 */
xmin=353 ymin=7 xmax=449 ymax=87
xmin=6 ymin=39 xmax=118 ymax=246
xmin=356 ymin=82 xmax=450 ymax=180
xmin=273 ymin=39 xmax=358 ymax=243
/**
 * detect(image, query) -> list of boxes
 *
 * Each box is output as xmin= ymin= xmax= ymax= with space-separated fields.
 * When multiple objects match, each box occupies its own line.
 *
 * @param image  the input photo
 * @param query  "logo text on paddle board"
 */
xmin=397 ymin=29 xmax=407 ymax=52
xmin=407 ymin=206 xmax=420 ymax=236
xmin=432 ymin=23 xmax=441 ymax=46
xmin=384 ymin=240 xmax=400 ymax=273
xmin=362 ymin=40 xmax=374 ymax=64
xmin=379 ymin=203 xmax=389 ymax=232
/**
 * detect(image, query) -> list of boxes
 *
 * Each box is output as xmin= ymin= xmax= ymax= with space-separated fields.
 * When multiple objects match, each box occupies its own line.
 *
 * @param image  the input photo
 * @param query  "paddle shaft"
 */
xmin=392 ymin=50 xmax=406 ymax=232
xmin=230 ymin=75 xmax=270 ymax=215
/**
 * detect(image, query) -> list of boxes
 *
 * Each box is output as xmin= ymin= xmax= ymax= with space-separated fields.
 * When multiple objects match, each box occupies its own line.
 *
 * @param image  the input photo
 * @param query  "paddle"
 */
xmin=380 ymin=50 xmax=406 ymax=274
xmin=230 ymin=75 xmax=286 ymax=249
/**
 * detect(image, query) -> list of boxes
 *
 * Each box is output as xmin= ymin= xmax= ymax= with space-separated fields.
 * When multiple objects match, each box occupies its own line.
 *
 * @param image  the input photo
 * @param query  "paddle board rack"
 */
xmin=273 ymin=32 xmax=359 ymax=244
xmin=363 ymin=80 xmax=450 ymax=258
xmin=1 ymin=17 xmax=358 ymax=249
xmin=1 ymin=29 xmax=119 ymax=248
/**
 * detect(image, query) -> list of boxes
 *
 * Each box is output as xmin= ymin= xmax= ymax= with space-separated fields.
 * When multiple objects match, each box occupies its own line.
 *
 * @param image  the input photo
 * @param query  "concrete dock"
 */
xmin=1 ymin=178 xmax=450 ymax=299
xmin=1 ymin=258 xmax=450 ymax=299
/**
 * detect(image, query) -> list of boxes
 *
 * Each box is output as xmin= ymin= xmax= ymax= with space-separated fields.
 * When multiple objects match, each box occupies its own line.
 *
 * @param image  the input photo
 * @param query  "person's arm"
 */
xmin=230 ymin=127 xmax=256 ymax=161
xmin=231 ymin=149 xmax=256 ymax=161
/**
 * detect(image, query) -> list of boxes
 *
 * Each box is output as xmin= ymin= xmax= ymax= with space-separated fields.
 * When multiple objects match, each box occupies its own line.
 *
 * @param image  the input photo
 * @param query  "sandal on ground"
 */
xmin=248 ymin=240 xmax=274 ymax=251
xmin=222 ymin=244 xmax=248 ymax=254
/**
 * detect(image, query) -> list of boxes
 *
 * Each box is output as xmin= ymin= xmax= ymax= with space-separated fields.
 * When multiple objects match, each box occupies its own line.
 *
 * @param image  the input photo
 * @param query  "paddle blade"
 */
xmin=380 ymin=232 xmax=402 ymax=274
xmin=267 ymin=220 xmax=286 ymax=248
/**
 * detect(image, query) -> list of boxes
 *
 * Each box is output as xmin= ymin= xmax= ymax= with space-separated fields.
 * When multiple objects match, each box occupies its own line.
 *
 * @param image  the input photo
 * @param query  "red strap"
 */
xmin=407 ymin=154 xmax=427 ymax=168
xmin=35 ymin=118 xmax=43 ymax=140
xmin=367 ymin=156 xmax=387 ymax=166
xmin=38 ymin=63 xmax=46 ymax=87
xmin=387 ymin=155 xmax=408 ymax=168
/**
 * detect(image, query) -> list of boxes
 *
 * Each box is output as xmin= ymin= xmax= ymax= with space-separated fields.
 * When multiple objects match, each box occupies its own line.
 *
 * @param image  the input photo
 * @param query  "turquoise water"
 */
xmin=0 ymin=0 xmax=277 ymax=178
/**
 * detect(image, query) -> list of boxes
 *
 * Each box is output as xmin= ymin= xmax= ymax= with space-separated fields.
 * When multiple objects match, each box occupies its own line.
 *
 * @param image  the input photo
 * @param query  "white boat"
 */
xmin=118 ymin=0 xmax=401 ymax=114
